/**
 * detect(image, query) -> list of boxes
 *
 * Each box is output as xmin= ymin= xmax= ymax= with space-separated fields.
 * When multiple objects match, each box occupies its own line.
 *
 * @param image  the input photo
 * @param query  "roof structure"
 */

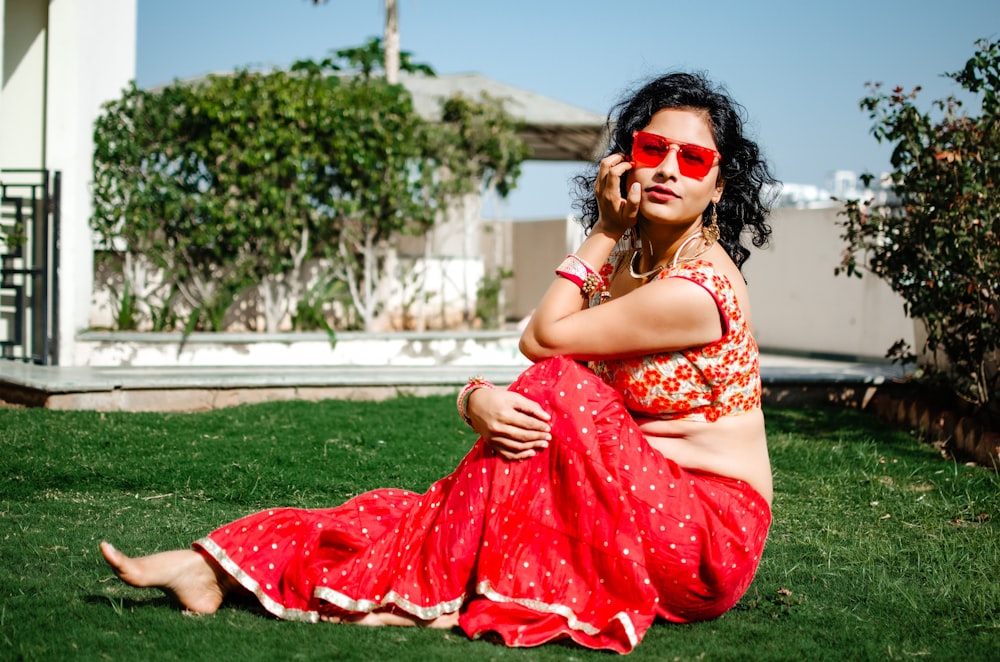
xmin=400 ymin=73 xmax=607 ymax=162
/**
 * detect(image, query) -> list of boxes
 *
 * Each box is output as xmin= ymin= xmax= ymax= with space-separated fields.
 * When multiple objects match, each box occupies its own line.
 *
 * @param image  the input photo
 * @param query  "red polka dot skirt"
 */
xmin=195 ymin=356 xmax=770 ymax=653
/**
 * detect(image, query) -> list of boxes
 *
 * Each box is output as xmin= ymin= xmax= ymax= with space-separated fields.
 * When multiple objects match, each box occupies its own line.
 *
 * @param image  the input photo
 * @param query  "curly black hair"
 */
xmin=572 ymin=71 xmax=777 ymax=270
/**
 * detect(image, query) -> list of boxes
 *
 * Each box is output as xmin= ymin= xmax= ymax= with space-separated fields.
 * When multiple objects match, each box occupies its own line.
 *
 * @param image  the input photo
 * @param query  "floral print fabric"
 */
xmin=591 ymin=260 xmax=761 ymax=422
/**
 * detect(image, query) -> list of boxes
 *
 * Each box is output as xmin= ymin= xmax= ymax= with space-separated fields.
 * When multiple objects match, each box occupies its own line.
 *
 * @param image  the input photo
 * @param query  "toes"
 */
xmin=100 ymin=542 xmax=129 ymax=577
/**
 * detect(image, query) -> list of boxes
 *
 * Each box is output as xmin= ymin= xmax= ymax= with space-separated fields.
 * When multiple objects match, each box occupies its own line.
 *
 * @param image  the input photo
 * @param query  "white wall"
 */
xmin=504 ymin=206 xmax=914 ymax=360
xmin=742 ymin=206 xmax=915 ymax=359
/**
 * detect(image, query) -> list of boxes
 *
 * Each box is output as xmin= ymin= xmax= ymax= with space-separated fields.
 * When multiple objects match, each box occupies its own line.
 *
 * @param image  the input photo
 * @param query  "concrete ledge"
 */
xmin=41 ymin=385 xmax=468 ymax=412
xmin=0 ymin=362 xmax=524 ymax=411
xmin=75 ymin=330 xmax=530 ymax=368
xmin=0 ymin=354 xmax=912 ymax=413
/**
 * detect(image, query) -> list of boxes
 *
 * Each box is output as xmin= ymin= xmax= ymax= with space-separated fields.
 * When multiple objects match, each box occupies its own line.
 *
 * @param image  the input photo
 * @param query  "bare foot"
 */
xmin=100 ymin=541 xmax=229 ymax=614
xmin=320 ymin=609 xmax=459 ymax=629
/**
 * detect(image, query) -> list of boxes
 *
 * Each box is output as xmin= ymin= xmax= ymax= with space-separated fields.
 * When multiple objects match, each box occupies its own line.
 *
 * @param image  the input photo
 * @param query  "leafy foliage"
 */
xmin=91 ymin=42 xmax=527 ymax=332
xmin=837 ymin=38 xmax=1000 ymax=416
xmin=475 ymin=266 xmax=514 ymax=327
xmin=298 ymin=35 xmax=434 ymax=81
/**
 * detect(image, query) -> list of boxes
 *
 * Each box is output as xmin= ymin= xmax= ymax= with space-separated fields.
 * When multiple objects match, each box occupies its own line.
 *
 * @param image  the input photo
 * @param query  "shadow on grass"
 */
xmin=83 ymin=593 xmax=176 ymax=612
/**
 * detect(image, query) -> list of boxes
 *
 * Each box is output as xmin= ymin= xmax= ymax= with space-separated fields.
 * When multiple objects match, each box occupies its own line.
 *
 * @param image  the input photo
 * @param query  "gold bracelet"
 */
xmin=456 ymin=375 xmax=494 ymax=427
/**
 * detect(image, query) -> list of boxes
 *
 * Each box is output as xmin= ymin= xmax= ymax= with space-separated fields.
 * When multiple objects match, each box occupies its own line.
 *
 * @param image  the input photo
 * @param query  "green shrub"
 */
xmin=91 ymin=41 xmax=527 ymax=333
xmin=838 ymin=38 xmax=1000 ymax=419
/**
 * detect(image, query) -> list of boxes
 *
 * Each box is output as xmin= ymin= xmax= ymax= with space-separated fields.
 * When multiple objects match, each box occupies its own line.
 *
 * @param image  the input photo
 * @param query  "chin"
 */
xmin=638 ymin=206 xmax=688 ymax=227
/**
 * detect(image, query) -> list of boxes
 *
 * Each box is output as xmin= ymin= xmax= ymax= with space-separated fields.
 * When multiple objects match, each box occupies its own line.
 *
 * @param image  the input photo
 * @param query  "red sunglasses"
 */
xmin=631 ymin=131 xmax=721 ymax=179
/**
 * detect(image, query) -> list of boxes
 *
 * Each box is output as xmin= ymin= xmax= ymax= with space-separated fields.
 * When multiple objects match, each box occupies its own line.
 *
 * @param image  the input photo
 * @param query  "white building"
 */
xmin=773 ymin=170 xmax=895 ymax=209
xmin=1 ymin=3 xmax=608 ymax=358
xmin=0 ymin=0 xmax=136 ymax=364
xmin=0 ymin=3 xmax=913 ymax=370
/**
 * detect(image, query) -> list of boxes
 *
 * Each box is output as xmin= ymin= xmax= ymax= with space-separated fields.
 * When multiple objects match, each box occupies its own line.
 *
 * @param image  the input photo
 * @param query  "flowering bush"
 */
xmin=837 ymin=39 xmax=999 ymax=418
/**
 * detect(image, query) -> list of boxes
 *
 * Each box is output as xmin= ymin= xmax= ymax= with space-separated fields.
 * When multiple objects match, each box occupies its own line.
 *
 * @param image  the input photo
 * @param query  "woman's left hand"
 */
xmin=467 ymin=388 xmax=552 ymax=461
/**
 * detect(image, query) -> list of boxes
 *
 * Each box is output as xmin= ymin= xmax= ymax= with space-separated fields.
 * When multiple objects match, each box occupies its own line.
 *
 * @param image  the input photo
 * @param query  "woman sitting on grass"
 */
xmin=101 ymin=70 xmax=777 ymax=654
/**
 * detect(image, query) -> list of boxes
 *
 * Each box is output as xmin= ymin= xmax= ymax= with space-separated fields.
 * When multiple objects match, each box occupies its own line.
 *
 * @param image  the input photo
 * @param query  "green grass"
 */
xmin=1 ymin=397 xmax=997 ymax=661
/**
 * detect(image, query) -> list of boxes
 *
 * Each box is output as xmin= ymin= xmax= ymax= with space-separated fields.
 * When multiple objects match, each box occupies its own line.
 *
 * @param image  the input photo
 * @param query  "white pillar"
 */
xmin=383 ymin=0 xmax=399 ymax=84
xmin=44 ymin=0 xmax=136 ymax=364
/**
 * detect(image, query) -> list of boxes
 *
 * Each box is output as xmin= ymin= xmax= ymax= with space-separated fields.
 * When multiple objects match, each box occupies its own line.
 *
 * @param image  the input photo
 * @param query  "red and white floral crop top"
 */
xmin=590 ymin=260 xmax=761 ymax=422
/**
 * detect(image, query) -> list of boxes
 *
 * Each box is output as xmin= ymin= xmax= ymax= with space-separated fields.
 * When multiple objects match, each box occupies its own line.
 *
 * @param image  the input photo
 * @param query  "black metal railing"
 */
xmin=0 ymin=169 xmax=60 ymax=365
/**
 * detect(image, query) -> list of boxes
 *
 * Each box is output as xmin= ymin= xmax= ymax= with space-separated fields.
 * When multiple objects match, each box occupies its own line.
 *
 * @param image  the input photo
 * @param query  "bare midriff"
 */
xmin=637 ymin=408 xmax=773 ymax=504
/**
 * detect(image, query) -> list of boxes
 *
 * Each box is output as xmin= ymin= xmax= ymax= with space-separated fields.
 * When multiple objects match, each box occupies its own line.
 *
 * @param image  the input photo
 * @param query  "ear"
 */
xmin=712 ymin=177 xmax=726 ymax=204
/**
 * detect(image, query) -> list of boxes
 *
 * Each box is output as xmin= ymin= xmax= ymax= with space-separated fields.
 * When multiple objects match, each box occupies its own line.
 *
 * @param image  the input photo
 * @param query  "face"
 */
xmin=626 ymin=108 xmax=725 ymax=229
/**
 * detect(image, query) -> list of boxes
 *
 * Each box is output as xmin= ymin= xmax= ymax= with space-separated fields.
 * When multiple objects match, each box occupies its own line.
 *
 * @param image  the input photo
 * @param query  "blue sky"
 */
xmin=136 ymin=0 xmax=999 ymax=219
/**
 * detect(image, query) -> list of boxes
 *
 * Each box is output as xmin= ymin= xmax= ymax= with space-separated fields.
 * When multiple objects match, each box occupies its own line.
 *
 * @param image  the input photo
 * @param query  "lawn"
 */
xmin=1 ymin=396 xmax=997 ymax=661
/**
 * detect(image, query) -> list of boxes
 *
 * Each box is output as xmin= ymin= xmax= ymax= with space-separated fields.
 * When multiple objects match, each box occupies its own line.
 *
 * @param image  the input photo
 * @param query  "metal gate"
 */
xmin=0 ymin=169 xmax=60 ymax=365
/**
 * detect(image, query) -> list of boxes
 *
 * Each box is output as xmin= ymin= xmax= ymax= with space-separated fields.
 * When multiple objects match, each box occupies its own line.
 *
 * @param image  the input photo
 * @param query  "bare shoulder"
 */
xmin=701 ymin=249 xmax=754 ymax=324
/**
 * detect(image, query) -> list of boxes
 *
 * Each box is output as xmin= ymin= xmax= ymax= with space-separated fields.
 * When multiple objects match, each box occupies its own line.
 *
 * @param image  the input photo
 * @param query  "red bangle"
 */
xmin=555 ymin=254 xmax=588 ymax=288
xmin=556 ymin=254 xmax=609 ymax=302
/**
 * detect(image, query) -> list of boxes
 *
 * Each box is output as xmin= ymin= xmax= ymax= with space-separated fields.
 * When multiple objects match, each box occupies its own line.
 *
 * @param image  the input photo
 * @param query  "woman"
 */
xmin=101 ymin=71 xmax=777 ymax=654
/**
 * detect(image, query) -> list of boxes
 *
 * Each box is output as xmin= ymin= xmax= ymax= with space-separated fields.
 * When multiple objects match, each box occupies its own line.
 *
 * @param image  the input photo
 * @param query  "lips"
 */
xmin=645 ymin=185 xmax=679 ymax=202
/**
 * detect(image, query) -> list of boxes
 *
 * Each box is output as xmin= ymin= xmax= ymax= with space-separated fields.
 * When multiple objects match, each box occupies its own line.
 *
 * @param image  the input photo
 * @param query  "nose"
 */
xmin=652 ymin=144 xmax=682 ymax=177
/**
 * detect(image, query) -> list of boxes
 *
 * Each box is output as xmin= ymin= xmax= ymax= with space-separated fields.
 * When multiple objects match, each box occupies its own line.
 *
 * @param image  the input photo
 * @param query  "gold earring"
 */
xmin=702 ymin=203 xmax=720 ymax=246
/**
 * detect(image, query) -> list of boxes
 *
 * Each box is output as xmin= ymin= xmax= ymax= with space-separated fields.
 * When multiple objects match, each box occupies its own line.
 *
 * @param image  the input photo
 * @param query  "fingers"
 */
xmin=514 ymin=395 xmax=551 ymax=421
xmin=595 ymin=153 xmax=632 ymax=198
xmin=490 ymin=391 xmax=551 ymax=433
xmin=486 ymin=413 xmax=550 ymax=443
xmin=510 ymin=399 xmax=551 ymax=431
xmin=624 ymin=181 xmax=641 ymax=218
xmin=594 ymin=153 xmax=637 ymax=234
xmin=489 ymin=436 xmax=548 ymax=461
xmin=484 ymin=415 xmax=550 ymax=461
xmin=598 ymin=151 xmax=631 ymax=173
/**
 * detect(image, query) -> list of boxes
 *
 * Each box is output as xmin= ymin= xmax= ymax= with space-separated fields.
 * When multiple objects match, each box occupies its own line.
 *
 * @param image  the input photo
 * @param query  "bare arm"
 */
xmin=520 ymin=274 xmax=724 ymax=362
xmin=520 ymin=153 xmax=633 ymax=361
xmin=519 ymin=155 xmax=722 ymax=363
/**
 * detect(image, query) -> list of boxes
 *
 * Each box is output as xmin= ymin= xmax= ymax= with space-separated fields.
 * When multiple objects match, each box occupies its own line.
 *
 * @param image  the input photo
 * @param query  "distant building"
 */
xmin=773 ymin=170 xmax=896 ymax=209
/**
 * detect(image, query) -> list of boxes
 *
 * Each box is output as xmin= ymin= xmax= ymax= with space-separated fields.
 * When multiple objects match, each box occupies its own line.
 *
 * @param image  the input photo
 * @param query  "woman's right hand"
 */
xmin=466 ymin=387 xmax=552 ymax=461
xmin=593 ymin=153 xmax=640 ymax=237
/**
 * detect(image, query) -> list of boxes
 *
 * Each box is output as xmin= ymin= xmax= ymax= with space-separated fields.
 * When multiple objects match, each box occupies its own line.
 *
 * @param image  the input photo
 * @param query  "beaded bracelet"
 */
xmin=457 ymin=375 xmax=495 ymax=427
